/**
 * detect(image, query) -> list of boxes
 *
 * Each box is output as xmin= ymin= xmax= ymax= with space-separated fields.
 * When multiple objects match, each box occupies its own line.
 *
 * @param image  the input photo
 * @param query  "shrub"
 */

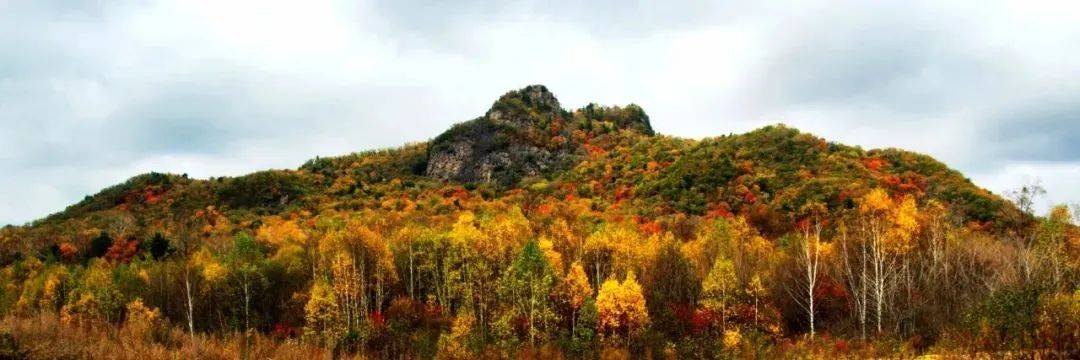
xmin=123 ymin=298 xmax=166 ymax=343
xmin=1035 ymin=290 xmax=1080 ymax=356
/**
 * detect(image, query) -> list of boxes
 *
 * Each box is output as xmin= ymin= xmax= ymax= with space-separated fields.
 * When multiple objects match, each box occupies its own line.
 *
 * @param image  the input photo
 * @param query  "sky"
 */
xmin=2 ymin=0 xmax=1079 ymax=226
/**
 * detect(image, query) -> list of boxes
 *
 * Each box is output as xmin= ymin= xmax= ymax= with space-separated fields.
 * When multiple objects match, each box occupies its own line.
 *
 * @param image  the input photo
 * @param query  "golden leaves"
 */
xmin=859 ymin=188 xmax=920 ymax=256
xmin=859 ymin=188 xmax=893 ymax=215
xmin=563 ymin=262 xmax=593 ymax=311
xmin=256 ymin=215 xmax=309 ymax=248
xmin=596 ymin=271 xmax=649 ymax=339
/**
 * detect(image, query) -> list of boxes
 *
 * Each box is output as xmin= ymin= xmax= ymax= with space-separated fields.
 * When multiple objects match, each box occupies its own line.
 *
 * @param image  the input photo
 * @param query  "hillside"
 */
xmin=5 ymin=85 xmax=1019 ymax=249
xmin=0 ymin=86 xmax=1074 ymax=359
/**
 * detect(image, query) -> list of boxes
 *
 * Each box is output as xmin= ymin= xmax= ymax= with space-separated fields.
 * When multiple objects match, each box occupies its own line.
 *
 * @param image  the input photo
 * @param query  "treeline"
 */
xmin=0 ymin=183 xmax=1076 ymax=358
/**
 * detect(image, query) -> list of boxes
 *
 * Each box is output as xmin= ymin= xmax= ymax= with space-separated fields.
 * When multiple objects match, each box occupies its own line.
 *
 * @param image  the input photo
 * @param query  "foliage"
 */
xmin=496 ymin=240 xmax=557 ymax=344
xmin=596 ymin=272 xmax=649 ymax=342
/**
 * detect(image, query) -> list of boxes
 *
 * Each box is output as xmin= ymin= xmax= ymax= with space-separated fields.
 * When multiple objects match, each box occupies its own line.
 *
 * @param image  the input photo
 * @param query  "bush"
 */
xmin=215 ymin=171 xmax=312 ymax=212
xmin=1035 ymin=290 xmax=1080 ymax=356
xmin=965 ymin=286 xmax=1043 ymax=351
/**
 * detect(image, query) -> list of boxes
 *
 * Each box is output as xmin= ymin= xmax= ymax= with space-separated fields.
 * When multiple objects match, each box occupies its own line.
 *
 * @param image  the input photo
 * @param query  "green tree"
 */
xmin=646 ymin=241 xmax=700 ymax=338
xmin=145 ymin=233 xmax=171 ymax=260
xmin=497 ymin=240 xmax=557 ymax=345
xmin=222 ymin=233 xmax=268 ymax=331
xmin=88 ymin=231 xmax=113 ymax=259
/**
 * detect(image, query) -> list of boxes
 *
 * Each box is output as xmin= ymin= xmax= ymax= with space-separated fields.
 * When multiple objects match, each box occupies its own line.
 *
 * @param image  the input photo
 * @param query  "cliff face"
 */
xmin=424 ymin=85 xmax=577 ymax=185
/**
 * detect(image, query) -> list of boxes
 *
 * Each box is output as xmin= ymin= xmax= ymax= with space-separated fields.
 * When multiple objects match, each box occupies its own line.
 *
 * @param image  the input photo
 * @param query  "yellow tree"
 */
xmin=304 ymin=279 xmax=341 ymax=346
xmin=596 ymin=271 xmax=649 ymax=342
xmin=561 ymin=262 xmax=593 ymax=337
xmin=325 ymin=218 xmax=399 ymax=319
xmin=1035 ymin=205 xmax=1076 ymax=289
xmin=857 ymin=188 xmax=918 ymax=334
xmin=583 ymin=224 xmax=643 ymax=288
xmin=538 ymin=237 xmax=565 ymax=275
xmin=257 ymin=215 xmax=315 ymax=278
xmin=331 ymin=252 xmax=362 ymax=331
xmin=361 ymin=231 xmax=397 ymax=315
xmin=702 ymin=257 xmax=737 ymax=330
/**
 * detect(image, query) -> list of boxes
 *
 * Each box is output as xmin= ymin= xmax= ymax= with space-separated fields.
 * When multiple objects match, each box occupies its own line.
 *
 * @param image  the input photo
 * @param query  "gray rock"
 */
xmin=425 ymin=84 xmax=653 ymax=185
xmin=426 ymin=85 xmax=575 ymax=185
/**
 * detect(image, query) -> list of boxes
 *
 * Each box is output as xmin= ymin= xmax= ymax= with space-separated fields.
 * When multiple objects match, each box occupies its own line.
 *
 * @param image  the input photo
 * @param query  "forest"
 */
xmin=0 ymin=86 xmax=1076 ymax=359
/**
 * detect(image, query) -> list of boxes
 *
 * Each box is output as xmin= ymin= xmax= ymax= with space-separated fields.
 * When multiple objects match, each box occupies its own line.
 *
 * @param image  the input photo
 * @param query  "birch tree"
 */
xmin=786 ymin=206 xmax=829 ymax=338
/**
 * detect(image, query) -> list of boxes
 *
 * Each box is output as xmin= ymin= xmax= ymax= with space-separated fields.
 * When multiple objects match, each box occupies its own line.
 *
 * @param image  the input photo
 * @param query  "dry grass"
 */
xmin=0 ymin=314 xmax=358 ymax=360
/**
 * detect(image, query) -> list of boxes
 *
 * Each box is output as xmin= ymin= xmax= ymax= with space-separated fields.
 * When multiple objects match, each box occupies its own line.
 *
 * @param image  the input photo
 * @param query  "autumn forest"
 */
xmin=0 ymin=86 xmax=1077 ymax=359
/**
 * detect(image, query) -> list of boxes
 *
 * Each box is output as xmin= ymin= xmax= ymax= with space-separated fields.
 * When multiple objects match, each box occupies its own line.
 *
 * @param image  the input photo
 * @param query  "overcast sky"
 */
xmin=2 ymin=0 xmax=1079 ymax=225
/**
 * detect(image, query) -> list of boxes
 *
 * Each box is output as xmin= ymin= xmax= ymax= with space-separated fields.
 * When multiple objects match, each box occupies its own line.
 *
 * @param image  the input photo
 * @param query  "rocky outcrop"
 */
xmin=425 ymin=85 xmax=572 ymax=185
xmin=425 ymin=85 xmax=654 ymax=185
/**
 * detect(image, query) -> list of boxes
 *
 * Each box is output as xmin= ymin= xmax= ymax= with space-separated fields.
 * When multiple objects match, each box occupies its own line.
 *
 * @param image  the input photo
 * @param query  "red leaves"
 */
xmin=862 ymin=158 xmax=888 ymax=172
xmin=632 ymin=215 xmax=663 ymax=235
xmin=59 ymin=242 xmax=79 ymax=262
xmin=795 ymin=218 xmax=812 ymax=233
xmin=535 ymin=203 xmax=554 ymax=215
xmin=614 ymin=185 xmax=633 ymax=202
xmin=142 ymin=186 xmax=166 ymax=205
xmin=583 ymin=143 xmax=607 ymax=157
xmin=271 ymin=323 xmax=297 ymax=339
xmin=706 ymin=203 xmax=734 ymax=219
xmin=449 ymin=187 xmax=471 ymax=201
xmin=690 ymin=308 xmax=717 ymax=334
xmin=742 ymin=191 xmax=758 ymax=205
xmin=369 ymin=310 xmax=386 ymax=329
xmin=105 ymin=238 xmax=141 ymax=263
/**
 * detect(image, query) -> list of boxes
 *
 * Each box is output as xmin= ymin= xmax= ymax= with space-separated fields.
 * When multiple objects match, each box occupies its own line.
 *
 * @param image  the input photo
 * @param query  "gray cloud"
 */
xmin=988 ymin=97 xmax=1080 ymax=162
xmin=2 ymin=0 xmax=1080 ymax=225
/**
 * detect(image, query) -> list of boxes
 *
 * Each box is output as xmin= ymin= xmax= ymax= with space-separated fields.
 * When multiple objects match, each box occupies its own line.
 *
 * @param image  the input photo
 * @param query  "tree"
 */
xmin=560 ymin=262 xmax=593 ymax=338
xmin=104 ymin=237 xmax=141 ymax=263
xmin=1006 ymin=181 xmax=1045 ymax=217
xmin=497 ymin=240 xmax=557 ymax=344
xmin=88 ymin=231 xmax=113 ymax=259
xmin=785 ymin=211 xmax=830 ymax=338
xmin=747 ymin=274 xmax=767 ymax=328
xmin=331 ymin=252 xmax=362 ymax=331
xmin=145 ymin=233 xmax=171 ymax=260
xmin=304 ymin=279 xmax=341 ymax=346
xmin=171 ymin=207 xmax=218 ymax=335
xmin=1035 ymin=205 xmax=1076 ymax=289
xmin=702 ymin=256 xmax=737 ymax=330
xmin=222 ymin=233 xmax=268 ymax=332
xmin=257 ymin=215 xmax=315 ymax=277
xmin=583 ymin=224 xmax=642 ymax=288
xmin=58 ymin=242 xmax=79 ymax=263
xmin=124 ymin=298 xmax=163 ymax=342
xmin=647 ymin=241 xmax=700 ymax=338
xmin=596 ymin=271 xmax=649 ymax=342
xmin=854 ymin=188 xmax=918 ymax=334
xmin=67 ymin=259 xmax=123 ymax=323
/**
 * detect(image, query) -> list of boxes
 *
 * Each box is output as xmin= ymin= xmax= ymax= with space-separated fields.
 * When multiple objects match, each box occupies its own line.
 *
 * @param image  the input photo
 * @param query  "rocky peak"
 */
xmin=484 ymin=84 xmax=565 ymax=130
xmin=425 ymin=85 xmax=652 ymax=185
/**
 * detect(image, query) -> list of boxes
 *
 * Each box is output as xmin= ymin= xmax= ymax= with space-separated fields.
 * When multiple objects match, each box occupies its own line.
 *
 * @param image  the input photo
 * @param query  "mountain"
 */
xmin=1 ymin=85 xmax=1022 ymax=253
xmin=5 ymin=85 xmax=1074 ymax=359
